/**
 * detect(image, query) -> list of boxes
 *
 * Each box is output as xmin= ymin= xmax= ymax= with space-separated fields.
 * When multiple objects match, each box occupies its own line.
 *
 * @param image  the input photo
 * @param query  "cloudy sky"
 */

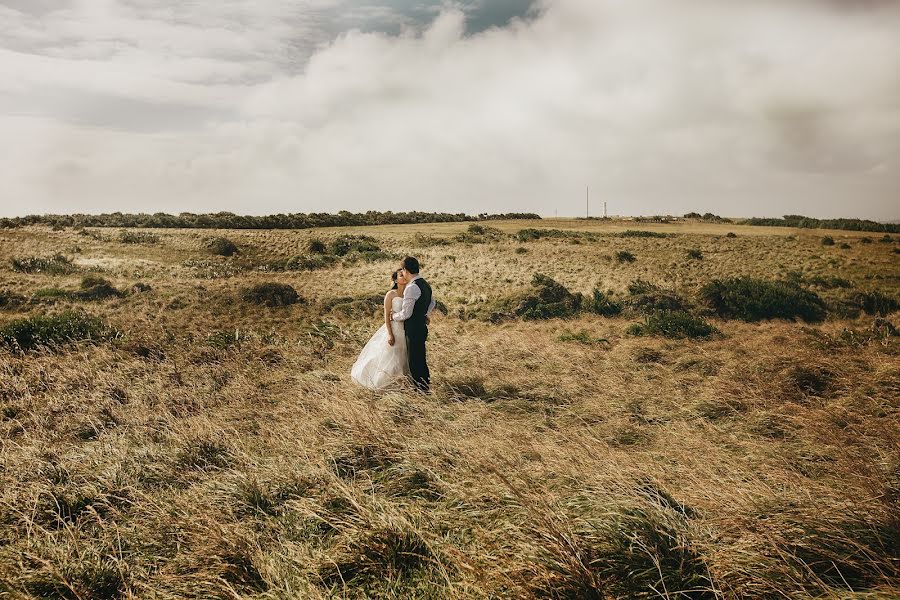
xmin=1 ymin=0 xmax=898 ymax=220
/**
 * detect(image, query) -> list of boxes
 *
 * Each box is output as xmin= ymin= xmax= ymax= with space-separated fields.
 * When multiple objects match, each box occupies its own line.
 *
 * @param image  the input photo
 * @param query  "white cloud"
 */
xmin=1 ymin=0 xmax=899 ymax=219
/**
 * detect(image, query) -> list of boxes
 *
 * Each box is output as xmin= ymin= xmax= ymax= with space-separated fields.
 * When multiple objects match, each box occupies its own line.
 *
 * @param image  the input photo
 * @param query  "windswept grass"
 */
xmin=0 ymin=218 xmax=897 ymax=599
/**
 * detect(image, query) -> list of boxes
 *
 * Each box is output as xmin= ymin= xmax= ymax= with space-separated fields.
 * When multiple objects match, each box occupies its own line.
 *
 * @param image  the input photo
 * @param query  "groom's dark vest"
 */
xmin=406 ymin=277 xmax=432 ymax=337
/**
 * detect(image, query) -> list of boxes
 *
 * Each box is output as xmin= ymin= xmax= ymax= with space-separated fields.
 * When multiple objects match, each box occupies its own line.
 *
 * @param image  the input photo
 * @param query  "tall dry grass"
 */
xmin=0 ymin=220 xmax=897 ymax=598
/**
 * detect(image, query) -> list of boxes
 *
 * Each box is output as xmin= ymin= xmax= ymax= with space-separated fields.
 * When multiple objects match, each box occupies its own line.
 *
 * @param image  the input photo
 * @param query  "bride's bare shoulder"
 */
xmin=384 ymin=289 xmax=398 ymax=301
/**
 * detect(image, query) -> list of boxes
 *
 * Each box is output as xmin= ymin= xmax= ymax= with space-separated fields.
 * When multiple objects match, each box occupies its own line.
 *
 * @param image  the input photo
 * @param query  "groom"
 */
xmin=391 ymin=256 xmax=435 ymax=393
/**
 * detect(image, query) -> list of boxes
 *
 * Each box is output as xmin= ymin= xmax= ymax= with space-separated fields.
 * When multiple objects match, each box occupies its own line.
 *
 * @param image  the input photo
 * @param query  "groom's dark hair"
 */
xmin=402 ymin=256 xmax=420 ymax=274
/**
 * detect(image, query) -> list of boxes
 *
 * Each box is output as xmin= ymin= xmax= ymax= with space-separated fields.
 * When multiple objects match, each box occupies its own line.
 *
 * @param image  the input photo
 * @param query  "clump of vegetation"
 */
xmin=34 ymin=276 xmax=124 ymax=302
xmin=455 ymin=223 xmax=505 ymax=244
xmin=240 ymin=283 xmax=302 ymax=307
xmin=0 ymin=312 xmax=116 ymax=352
xmin=785 ymin=272 xmax=853 ymax=290
xmin=626 ymin=280 xmax=685 ymax=314
xmin=725 ymin=232 xmax=737 ymax=238
xmin=328 ymin=235 xmax=380 ymax=256
xmin=11 ymin=254 xmax=77 ymax=275
xmin=615 ymin=250 xmax=636 ymax=263
xmin=510 ymin=274 xmax=584 ymax=320
xmin=628 ymin=311 xmax=718 ymax=339
xmin=76 ymin=276 xmax=123 ymax=300
xmin=821 ymin=236 xmax=835 ymax=246
xmin=700 ymin=277 xmax=826 ymax=322
xmin=266 ymin=254 xmax=335 ymax=272
xmin=412 ymin=234 xmax=451 ymax=247
xmin=615 ymin=230 xmax=670 ymax=238
xmin=307 ymin=238 xmax=327 ymax=253
xmin=207 ymin=237 xmax=238 ymax=256
xmin=119 ymin=230 xmax=159 ymax=244
xmin=516 ymin=228 xmax=594 ymax=242
xmin=850 ymin=290 xmax=899 ymax=316
xmin=686 ymin=248 xmax=704 ymax=260
xmin=585 ymin=289 xmax=622 ymax=316
xmin=859 ymin=237 xmax=872 ymax=244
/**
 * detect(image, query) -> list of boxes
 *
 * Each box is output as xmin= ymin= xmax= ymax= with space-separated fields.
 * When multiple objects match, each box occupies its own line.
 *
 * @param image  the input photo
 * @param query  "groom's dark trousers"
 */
xmin=405 ymin=277 xmax=432 ymax=392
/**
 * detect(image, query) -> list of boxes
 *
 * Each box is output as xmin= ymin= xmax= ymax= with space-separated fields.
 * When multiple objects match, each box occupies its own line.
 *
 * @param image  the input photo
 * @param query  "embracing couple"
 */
xmin=351 ymin=256 xmax=434 ymax=393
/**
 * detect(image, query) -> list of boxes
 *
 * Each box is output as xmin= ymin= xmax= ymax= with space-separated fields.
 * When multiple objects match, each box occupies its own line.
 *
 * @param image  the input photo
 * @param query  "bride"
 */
xmin=351 ymin=269 xmax=411 ymax=390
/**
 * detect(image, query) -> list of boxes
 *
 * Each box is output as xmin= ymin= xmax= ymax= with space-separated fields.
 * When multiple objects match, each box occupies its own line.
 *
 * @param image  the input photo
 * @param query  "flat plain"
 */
xmin=0 ymin=218 xmax=897 ymax=599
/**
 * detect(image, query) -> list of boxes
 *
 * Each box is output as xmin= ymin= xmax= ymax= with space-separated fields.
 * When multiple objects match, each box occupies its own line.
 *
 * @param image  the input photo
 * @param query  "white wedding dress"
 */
xmin=351 ymin=296 xmax=410 ymax=390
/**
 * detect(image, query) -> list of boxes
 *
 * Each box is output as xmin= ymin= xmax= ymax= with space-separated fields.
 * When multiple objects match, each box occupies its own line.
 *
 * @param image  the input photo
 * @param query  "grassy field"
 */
xmin=0 ymin=219 xmax=897 ymax=599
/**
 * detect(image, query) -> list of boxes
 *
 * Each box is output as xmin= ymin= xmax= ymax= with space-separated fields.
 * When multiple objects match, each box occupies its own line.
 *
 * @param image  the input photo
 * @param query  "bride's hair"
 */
xmin=391 ymin=269 xmax=399 ymax=290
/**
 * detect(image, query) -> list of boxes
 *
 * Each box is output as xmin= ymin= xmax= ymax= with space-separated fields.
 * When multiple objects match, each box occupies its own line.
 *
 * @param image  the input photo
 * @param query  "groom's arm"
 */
xmin=392 ymin=284 xmax=420 ymax=322
xmin=426 ymin=296 xmax=436 ymax=317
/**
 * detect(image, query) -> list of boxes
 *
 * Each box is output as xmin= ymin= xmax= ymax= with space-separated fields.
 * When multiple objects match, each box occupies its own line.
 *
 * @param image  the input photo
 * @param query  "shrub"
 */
xmin=329 ymin=235 xmax=380 ymax=256
xmin=839 ymin=242 xmax=851 ymax=249
xmin=626 ymin=280 xmax=685 ymax=314
xmin=118 ymin=230 xmax=159 ymax=244
xmin=10 ymin=254 xmax=77 ymax=275
xmin=516 ymin=228 xmax=598 ymax=242
xmin=785 ymin=272 xmax=853 ymax=290
xmin=0 ymin=312 xmax=116 ymax=352
xmin=515 ymin=247 xmax=528 ymax=254
xmin=821 ymin=236 xmax=835 ymax=246
xmin=412 ymin=234 xmax=451 ymax=247
xmin=75 ymin=276 xmax=123 ymax=300
xmin=267 ymin=254 xmax=335 ymax=271
xmin=859 ymin=237 xmax=872 ymax=244
xmin=512 ymin=274 xmax=583 ymax=320
xmin=33 ymin=277 xmax=123 ymax=302
xmin=207 ymin=237 xmax=238 ymax=256
xmin=615 ymin=251 xmax=636 ymax=263
xmin=455 ymin=224 xmax=504 ymax=243
xmin=615 ymin=230 xmax=669 ymax=238
xmin=851 ymin=291 xmax=899 ymax=316
xmin=586 ymin=289 xmax=622 ymax=316
xmin=240 ymin=283 xmax=302 ymax=307
xmin=686 ymin=248 xmax=703 ymax=260
xmin=699 ymin=277 xmax=826 ymax=323
xmin=725 ymin=232 xmax=737 ymax=238
xmin=629 ymin=311 xmax=717 ymax=339
xmin=307 ymin=238 xmax=327 ymax=253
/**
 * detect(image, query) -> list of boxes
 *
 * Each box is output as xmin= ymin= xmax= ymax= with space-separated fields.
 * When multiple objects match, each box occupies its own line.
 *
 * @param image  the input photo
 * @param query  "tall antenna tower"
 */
xmin=586 ymin=186 xmax=589 ymax=218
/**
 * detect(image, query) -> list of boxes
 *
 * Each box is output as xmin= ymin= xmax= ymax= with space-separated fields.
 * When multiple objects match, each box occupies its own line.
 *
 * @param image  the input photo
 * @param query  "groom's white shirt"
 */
xmin=392 ymin=275 xmax=436 ymax=322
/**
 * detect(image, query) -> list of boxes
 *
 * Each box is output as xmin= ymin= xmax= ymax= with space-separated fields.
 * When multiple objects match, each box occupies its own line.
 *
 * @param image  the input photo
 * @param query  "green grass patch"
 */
xmin=0 ymin=312 xmax=117 ymax=352
xmin=628 ymin=311 xmax=718 ymax=339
